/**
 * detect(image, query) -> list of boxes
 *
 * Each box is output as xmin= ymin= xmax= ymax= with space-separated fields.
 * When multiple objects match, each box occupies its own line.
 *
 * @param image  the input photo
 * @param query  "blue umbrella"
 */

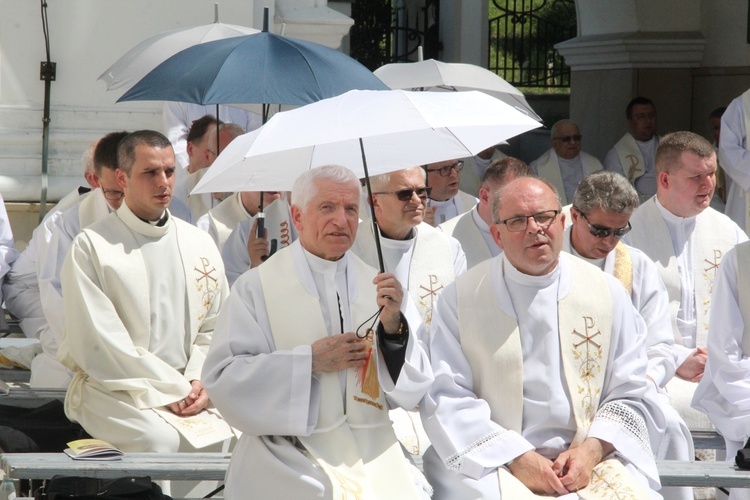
xmin=117 ymin=22 xmax=388 ymax=108
xmin=118 ymin=9 xmax=387 ymax=239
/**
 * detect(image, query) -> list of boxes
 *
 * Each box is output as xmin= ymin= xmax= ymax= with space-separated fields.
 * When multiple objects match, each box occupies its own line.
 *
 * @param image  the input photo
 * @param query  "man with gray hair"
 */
xmin=352 ymin=166 xmax=466 ymax=326
xmin=440 ymin=157 xmax=531 ymax=268
xmin=566 ymin=170 xmax=693 ymax=500
xmin=625 ymin=131 xmax=747 ymax=451
xmin=202 ymin=165 xmax=433 ymax=498
xmin=530 ymin=119 xmax=603 ymax=205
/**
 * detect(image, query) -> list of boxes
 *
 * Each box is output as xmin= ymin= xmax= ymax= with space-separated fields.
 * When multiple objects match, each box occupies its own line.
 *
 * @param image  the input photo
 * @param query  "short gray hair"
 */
xmin=572 ymin=171 xmax=639 ymax=215
xmin=369 ymin=166 xmax=425 ymax=193
xmin=492 ymin=176 xmax=561 ymax=224
xmin=550 ymin=119 xmax=580 ymax=139
xmin=292 ymin=165 xmax=360 ymax=210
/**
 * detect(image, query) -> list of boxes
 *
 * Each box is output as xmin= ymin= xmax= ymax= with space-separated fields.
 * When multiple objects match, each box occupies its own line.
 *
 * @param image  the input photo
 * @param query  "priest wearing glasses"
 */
xmin=565 ymin=170 xmax=694 ymax=500
xmin=423 ymin=159 xmax=478 ymax=225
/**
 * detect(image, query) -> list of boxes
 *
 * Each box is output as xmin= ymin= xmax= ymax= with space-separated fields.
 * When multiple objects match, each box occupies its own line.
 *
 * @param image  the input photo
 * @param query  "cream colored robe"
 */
xmin=58 ymin=202 xmax=228 ymax=452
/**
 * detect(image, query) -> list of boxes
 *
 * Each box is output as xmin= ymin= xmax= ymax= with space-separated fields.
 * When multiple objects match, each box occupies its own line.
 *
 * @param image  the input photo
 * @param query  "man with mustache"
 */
xmin=58 ymin=130 xmax=229 ymax=458
xmin=421 ymin=176 xmax=665 ymax=498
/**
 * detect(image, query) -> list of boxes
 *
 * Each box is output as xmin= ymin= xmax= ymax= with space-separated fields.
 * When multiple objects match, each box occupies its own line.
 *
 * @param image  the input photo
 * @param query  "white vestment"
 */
xmin=431 ymin=190 xmax=477 ymax=225
xmin=163 ymin=102 xmax=261 ymax=170
xmin=422 ymin=253 xmax=665 ymax=499
xmin=351 ymin=221 xmax=466 ymax=326
xmin=220 ymin=198 xmax=296 ymax=287
xmin=563 ymin=228 xmax=693 ymax=500
xmin=195 ymin=193 xmax=252 ymax=252
xmin=201 ymin=241 xmax=433 ymax=499
xmin=173 ymin=168 xmax=220 ymax=221
xmin=694 ymin=241 xmax=750 ymax=458
xmin=625 ymin=196 xmax=747 ymax=432
xmin=58 ymin=202 xmax=228 ymax=453
xmin=439 ymin=206 xmax=500 ymax=269
xmin=604 ymin=134 xmax=659 ymax=202
xmin=530 ymin=149 xmax=603 ymax=204
xmin=718 ymin=90 xmax=750 ymax=233
xmin=2 ymin=190 xmax=89 ymax=338
xmin=0 ymin=193 xmax=18 ymax=304
xmin=33 ymin=188 xmax=112 ymax=388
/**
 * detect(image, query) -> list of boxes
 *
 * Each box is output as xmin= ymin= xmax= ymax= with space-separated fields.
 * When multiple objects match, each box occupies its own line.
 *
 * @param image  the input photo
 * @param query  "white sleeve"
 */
xmin=719 ymin=98 xmax=750 ymax=192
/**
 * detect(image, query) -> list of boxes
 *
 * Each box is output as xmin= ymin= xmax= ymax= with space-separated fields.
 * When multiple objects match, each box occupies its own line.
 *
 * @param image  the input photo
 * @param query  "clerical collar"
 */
xmin=502 ymin=253 xmax=561 ymax=289
xmin=558 ymin=155 xmax=581 ymax=166
xmin=635 ymin=135 xmax=658 ymax=146
xmin=302 ymin=246 xmax=347 ymax=276
xmin=117 ymin=202 xmax=171 ymax=237
xmin=137 ymin=211 xmax=169 ymax=226
xmin=654 ymin=195 xmax=697 ymax=226
xmin=430 ymin=197 xmax=454 ymax=207
xmin=378 ymin=226 xmax=415 ymax=241
xmin=471 ymin=205 xmax=490 ymax=234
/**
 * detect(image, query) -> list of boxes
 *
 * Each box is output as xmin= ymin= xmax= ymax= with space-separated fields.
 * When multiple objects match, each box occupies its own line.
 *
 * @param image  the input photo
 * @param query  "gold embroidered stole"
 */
xmin=458 ymin=255 xmax=645 ymax=498
xmin=352 ymin=222 xmax=454 ymax=326
xmin=737 ymin=242 xmax=750 ymax=355
xmin=262 ymin=198 xmax=294 ymax=250
xmin=440 ymin=210 xmax=492 ymax=269
xmin=614 ymin=134 xmax=646 ymax=184
xmin=612 ymin=242 xmax=633 ymax=296
xmin=259 ymin=247 xmax=420 ymax=500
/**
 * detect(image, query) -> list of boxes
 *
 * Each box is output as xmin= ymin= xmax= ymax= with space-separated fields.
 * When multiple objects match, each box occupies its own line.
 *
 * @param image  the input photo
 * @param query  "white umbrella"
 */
xmin=98 ymin=5 xmax=259 ymax=92
xmin=192 ymin=89 xmax=540 ymax=270
xmin=193 ymin=89 xmax=540 ymax=193
xmin=374 ymin=58 xmax=541 ymax=121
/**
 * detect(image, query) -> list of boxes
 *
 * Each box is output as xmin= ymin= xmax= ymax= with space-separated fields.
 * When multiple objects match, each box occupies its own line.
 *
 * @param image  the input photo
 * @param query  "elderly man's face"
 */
xmin=570 ymin=207 xmax=632 ymax=260
xmin=98 ymin=167 xmax=125 ymax=210
xmin=292 ymin=179 xmax=360 ymax=261
xmin=551 ymin=122 xmax=582 ymax=160
xmin=116 ymin=145 xmax=176 ymax=221
xmin=372 ymin=168 xmax=427 ymax=239
xmin=490 ymin=178 xmax=564 ymax=276
xmin=425 ymin=159 xmax=462 ymax=201
xmin=657 ymin=151 xmax=716 ymax=218
xmin=628 ymin=104 xmax=657 ymax=142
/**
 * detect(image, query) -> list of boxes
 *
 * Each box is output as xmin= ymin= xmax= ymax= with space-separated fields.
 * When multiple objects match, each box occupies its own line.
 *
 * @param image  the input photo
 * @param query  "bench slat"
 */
xmin=657 ymin=460 xmax=750 ymax=488
xmin=0 ymin=453 xmax=230 ymax=481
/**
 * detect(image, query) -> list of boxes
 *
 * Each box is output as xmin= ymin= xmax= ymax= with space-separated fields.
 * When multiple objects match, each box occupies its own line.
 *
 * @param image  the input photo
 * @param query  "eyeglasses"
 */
xmin=498 ymin=209 xmax=559 ymax=232
xmin=424 ymin=161 xmax=464 ymax=177
xmin=372 ymin=187 xmax=432 ymax=202
xmin=101 ymin=188 xmax=125 ymax=201
xmin=553 ymin=134 xmax=582 ymax=143
xmin=577 ymin=209 xmax=632 ymax=238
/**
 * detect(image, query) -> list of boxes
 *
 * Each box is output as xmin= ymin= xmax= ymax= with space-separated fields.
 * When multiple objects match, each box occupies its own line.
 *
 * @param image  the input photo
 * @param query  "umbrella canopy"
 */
xmin=117 ymin=31 xmax=389 ymax=107
xmin=99 ymin=22 xmax=259 ymax=92
xmin=374 ymin=58 xmax=540 ymax=121
xmin=192 ymin=89 xmax=541 ymax=195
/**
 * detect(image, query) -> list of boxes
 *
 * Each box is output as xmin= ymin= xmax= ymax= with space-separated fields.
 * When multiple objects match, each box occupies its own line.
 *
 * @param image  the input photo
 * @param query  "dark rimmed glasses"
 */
xmin=498 ymin=209 xmax=559 ymax=232
xmin=424 ymin=160 xmax=464 ymax=177
xmin=577 ymin=209 xmax=632 ymax=239
xmin=102 ymin=188 xmax=125 ymax=201
xmin=372 ymin=187 xmax=432 ymax=202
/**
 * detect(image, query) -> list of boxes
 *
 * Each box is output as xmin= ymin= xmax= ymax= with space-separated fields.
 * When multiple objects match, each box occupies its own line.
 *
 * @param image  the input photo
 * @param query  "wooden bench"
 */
xmin=0 ymin=452 xmax=230 ymax=481
xmin=657 ymin=460 xmax=750 ymax=488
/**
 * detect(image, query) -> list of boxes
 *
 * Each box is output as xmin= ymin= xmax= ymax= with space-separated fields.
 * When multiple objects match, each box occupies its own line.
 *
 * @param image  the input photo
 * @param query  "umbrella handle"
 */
xmin=257 ymin=211 xmax=265 ymax=238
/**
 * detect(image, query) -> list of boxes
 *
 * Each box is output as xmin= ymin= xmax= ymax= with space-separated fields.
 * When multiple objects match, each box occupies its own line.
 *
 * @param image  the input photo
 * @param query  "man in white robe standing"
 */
xmin=624 ymin=131 xmax=747 ymax=444
xmin=422 ymin=176 xmax=666 ymax=499
xmin=566 ymin=171 xmax=693 ymax=500
xmin=202 ymin=165 xmax=434 ymax=499
xmin=423 ymin=159 xmax=478 ymax=225
xmin=717 ymin=89 xmax=750 ymax=233
xmin=531 ymin=119 xmax=603 ymax=204
xmin=353 ymin=166 xmax=466 ymax=327
xmin=58 ymin=130 xmax=229 ymax=457
xmin=440 ymin=157 xmax=531 ymax=269
xmin=604 ymin=97 xmax=660 ymax=202
xmin=693 ymin=240 xmax=750 ymax=500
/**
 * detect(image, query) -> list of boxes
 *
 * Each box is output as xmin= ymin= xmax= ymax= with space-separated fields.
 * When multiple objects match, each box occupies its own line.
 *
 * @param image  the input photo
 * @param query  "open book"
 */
xmin=63 ymin=438 xmax=124 ymax=461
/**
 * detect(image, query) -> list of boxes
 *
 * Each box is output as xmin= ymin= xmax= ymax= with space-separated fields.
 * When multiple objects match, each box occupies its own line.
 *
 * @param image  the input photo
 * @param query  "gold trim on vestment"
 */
xmin=612 ymin=243 xmax=633 ymax=296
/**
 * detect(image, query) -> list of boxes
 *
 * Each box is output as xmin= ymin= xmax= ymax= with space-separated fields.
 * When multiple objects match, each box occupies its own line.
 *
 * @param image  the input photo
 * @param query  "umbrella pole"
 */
xmin=360 ymin=138 xmax=385 ymax=273
xmin=256 ymin=102 xmax=271 ymax=239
